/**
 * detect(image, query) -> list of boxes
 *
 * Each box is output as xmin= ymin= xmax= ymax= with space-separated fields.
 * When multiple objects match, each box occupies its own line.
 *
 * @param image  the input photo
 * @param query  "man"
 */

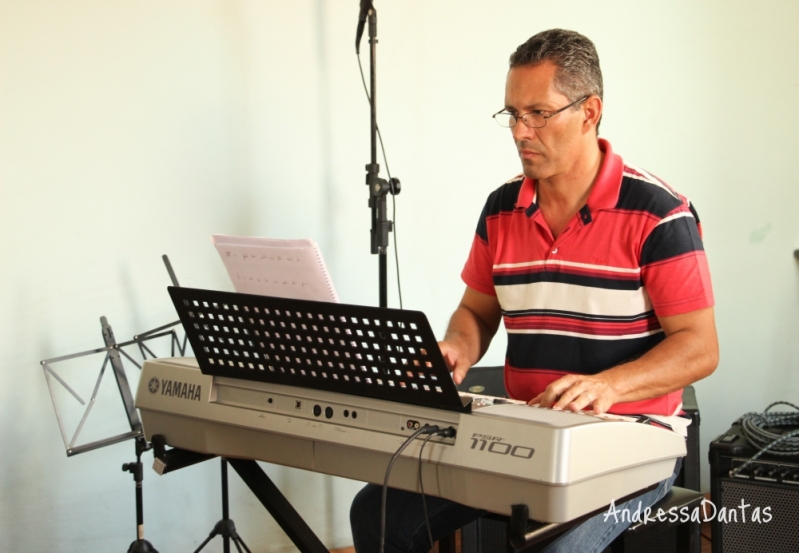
xmin=351 ymin=29 xmax=718 ymax=552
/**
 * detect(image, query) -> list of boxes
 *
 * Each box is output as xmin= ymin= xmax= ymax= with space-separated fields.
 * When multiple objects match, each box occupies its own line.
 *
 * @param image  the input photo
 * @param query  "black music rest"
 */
xmin=169 ymin=286 xmax=471 ymax=413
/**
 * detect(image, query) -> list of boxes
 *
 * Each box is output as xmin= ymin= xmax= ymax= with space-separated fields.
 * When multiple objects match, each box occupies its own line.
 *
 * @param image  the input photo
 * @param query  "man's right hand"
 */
xmin=439 ymin=287 xmax=503 ymax=386
xmin=438 ymin=340 xmax=472 ymax=385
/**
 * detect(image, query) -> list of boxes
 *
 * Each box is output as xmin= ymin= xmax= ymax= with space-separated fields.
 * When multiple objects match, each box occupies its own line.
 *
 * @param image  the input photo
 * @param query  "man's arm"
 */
xmin=533 ymin=306 xmax=719 ymax=414
xmin=438 ymin=287 xmax=503 ymax=385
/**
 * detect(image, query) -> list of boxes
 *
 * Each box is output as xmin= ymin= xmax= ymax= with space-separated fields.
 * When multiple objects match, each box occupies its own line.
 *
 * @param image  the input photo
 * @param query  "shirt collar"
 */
xmin=516 ymin=138 xmax=624 ymax=218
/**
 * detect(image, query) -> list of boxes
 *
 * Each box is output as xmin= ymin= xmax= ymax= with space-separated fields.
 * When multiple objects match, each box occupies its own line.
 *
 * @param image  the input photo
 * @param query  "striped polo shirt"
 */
xmin=461 ymin=139 xmax=714 ymax=415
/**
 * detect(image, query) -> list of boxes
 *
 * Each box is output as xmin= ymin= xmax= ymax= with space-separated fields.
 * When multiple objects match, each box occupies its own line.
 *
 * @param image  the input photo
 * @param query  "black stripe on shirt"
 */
xmin=688 ymin=201 xmax=701 ymax=225
xmin=507 ymin=332 xmax=665 ymax=374
xmin=476 ymin=179 xmax=524 ymax=242
xmin=640 ymin=215 xmax=704 ymax=266
xmin=494 ymin=271 xmax=642 ymax=291
xmin=615 ymin=176 xmax=683 ymax=218
xmin=503 ymin=308 xmax=656 ymax=323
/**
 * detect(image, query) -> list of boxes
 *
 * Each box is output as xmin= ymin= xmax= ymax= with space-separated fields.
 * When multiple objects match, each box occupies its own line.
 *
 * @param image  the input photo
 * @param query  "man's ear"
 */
xmin=583 ymin=95 xmax=603 ymax=131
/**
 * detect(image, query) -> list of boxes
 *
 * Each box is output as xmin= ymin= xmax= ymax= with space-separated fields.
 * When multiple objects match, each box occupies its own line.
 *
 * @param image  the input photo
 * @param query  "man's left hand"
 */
xmin=530 ymin=374 xmax=619 ymax=414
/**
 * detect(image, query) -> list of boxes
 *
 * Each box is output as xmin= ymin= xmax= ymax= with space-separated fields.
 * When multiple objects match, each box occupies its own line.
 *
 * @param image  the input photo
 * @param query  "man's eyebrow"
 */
xmin=505 ymin=103 xmax=548 ymax=112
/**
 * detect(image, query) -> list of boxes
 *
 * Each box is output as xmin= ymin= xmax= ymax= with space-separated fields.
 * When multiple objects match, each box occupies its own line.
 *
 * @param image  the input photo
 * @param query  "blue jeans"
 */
xmin=350 ymin=458 xmax=682 ymax=553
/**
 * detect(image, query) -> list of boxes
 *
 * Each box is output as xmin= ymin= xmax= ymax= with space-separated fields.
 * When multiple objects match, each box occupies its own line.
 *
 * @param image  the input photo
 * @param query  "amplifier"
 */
xmin=709 ymin=422 xmax=799 ymax=553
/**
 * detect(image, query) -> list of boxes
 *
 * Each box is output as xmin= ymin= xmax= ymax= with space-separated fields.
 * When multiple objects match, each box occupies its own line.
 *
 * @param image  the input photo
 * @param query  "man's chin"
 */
xmin=522 ymin=164 xmax=548 ymax=180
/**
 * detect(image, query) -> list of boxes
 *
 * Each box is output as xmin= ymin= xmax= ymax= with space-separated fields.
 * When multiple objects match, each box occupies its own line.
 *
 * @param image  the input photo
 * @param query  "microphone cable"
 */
xmin=380 ymin=425 xmax=453 ymax=553
xmin=356 ymin=51 xmax=403 ymax=310
xmin=729 ymin=401 xmax=799 ymax=477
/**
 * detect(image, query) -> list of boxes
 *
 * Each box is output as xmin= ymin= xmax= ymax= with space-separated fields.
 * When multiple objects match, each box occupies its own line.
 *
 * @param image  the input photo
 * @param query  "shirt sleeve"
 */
xmin=461 ymin=201 xmax=497 ymax=297
xmin=640 ymin=205 xmax=714 ymax=318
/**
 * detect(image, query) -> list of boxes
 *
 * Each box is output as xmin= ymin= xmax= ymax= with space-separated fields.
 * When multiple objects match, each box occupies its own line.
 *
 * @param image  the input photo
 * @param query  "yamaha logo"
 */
xmin=157 ymin=378 xmax=202 ymax=402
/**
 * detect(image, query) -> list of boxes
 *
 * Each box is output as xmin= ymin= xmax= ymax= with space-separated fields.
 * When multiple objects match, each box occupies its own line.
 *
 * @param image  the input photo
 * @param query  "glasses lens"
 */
xmin=524 ymin=113 xmax=546 ymax=128
xmin=493 ymin=112 xmax=514 ymax=127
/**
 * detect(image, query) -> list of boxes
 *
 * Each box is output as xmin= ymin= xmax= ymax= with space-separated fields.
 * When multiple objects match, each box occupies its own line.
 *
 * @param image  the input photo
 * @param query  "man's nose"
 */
xmin=511 ymin=120 xmax=535 ymax=142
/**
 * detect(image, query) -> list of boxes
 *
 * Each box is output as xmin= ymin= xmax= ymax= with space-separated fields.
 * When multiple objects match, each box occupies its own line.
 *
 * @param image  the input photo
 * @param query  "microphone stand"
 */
xmin=361 ymin=4 xmax=400 ymax=309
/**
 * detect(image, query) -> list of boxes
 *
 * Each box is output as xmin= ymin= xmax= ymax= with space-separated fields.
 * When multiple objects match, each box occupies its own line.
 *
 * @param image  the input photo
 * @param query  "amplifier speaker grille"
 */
xmin=614 ymin=525 xmax=683 ymax=553
xmin=718 ymin=480 xmax=799 ymax=553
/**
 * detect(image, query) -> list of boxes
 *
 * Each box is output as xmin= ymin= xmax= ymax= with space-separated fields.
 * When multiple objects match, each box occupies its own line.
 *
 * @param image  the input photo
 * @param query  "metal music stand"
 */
xmin=40 ymin=256 xmax=189 ymax=553
xmin=41 ymin=317 xmax=186 ymax=457
xmin=41 ymin=316 xmax=187 ymax=552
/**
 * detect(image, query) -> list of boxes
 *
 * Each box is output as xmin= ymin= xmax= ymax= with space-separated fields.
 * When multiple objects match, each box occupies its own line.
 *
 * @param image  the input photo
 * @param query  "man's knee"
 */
xmin=350 ymin=484 xmax=382 ymax=544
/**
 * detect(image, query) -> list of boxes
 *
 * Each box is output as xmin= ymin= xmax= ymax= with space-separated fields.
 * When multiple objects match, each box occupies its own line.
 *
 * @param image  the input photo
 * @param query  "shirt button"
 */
xmin=552 ymin=248 xmax=558 ymax=254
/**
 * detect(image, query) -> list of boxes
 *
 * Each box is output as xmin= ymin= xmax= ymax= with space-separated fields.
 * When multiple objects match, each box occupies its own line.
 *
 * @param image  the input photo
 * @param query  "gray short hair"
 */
xmin=509 ymin=29 xmax=603 ymax=104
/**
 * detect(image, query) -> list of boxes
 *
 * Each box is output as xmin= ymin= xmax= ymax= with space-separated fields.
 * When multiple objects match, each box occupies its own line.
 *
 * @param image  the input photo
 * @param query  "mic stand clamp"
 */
xmin=366 ymin=163 xmax=400 ymax=255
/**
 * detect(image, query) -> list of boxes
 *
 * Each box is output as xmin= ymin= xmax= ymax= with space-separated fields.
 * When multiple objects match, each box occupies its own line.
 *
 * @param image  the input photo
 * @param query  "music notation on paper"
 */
xmin=212 ymin=235 xmax=339 ymax=303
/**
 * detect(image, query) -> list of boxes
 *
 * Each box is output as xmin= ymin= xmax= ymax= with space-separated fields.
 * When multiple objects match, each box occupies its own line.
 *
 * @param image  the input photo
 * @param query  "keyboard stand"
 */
xmin=151 ymin=443 xmax=327 ymax=553
xmin=228 ymin=459 xmax=328 ymax=553
xmin=192 ymin=459 xmax=251 ymax=553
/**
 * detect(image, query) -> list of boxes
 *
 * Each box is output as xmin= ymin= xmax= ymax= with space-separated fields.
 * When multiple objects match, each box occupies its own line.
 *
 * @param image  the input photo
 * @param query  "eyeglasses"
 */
xmin=493 ymin=96 xmax=589 ymax=129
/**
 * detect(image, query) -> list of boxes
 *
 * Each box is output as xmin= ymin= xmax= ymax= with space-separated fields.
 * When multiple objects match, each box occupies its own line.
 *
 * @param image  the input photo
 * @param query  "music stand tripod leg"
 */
xmin=193 ymin=459 xmax=251 ymax=553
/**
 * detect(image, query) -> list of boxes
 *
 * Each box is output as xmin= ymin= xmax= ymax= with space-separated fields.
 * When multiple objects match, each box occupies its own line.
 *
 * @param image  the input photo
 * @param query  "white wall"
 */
xmin=1 ymin=1 xmax=798 ymax=551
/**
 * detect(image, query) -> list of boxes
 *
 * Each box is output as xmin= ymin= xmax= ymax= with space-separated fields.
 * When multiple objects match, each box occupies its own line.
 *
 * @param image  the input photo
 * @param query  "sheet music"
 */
xmin=212 ymin=235 xmax=339 ymax=303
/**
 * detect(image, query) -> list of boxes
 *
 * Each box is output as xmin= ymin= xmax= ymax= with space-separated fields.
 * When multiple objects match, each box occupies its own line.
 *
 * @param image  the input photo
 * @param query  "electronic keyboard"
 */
xmin=135 ymin=357 xmax=685 ymax=523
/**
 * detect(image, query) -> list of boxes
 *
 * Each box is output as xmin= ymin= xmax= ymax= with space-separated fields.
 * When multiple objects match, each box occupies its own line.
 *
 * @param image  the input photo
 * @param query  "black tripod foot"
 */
xmin=128 ymin=539 xmax=158 ymax=553
xmin=194 ymin=519 xmax=252 ymax=553
xmin=213 ymin=519 xmax=241 ymax=540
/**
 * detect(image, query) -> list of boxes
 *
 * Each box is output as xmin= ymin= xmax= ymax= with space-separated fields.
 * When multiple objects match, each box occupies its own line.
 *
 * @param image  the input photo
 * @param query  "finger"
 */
xmin=540 ymin=376 xmax=579 ymax=409
xmin=565 ymin=391 xmax=595 ymax=412
xmin=437 ymin=342 xmax=457 ymax=371
xmin=528 ymin=393 xmax=543 ymax=406
xmin=438 ymin=342 xmax=452 ymax=371
xmin=452 ymin=359 xmax=470 ymax=385
xmin=536 ymin=377 xmax=570 ymax=407
xmin=593 ymin=396 xmax=612 ymax=415
xmin=551 ymin=382 xmax=588 ymax=411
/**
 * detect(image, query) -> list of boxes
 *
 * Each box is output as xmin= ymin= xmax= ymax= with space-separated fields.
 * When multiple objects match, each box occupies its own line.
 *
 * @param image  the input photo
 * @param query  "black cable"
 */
xmin=417 ymin=427 xmax=457 ymax=551
xmin=418 ymin=432 xmax=440 ymax=550
xmin=356 ymin=52 xmax=403 ymax=309
xmin=729 ymin=401 xmax=799 ymax=477
xmin=380 ymin=425 xmax=446 ymax=553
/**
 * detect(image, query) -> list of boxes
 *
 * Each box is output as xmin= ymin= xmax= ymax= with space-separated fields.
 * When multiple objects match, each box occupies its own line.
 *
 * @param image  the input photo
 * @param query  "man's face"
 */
xmin=504 ymin=61 xmax=588 ymax=181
